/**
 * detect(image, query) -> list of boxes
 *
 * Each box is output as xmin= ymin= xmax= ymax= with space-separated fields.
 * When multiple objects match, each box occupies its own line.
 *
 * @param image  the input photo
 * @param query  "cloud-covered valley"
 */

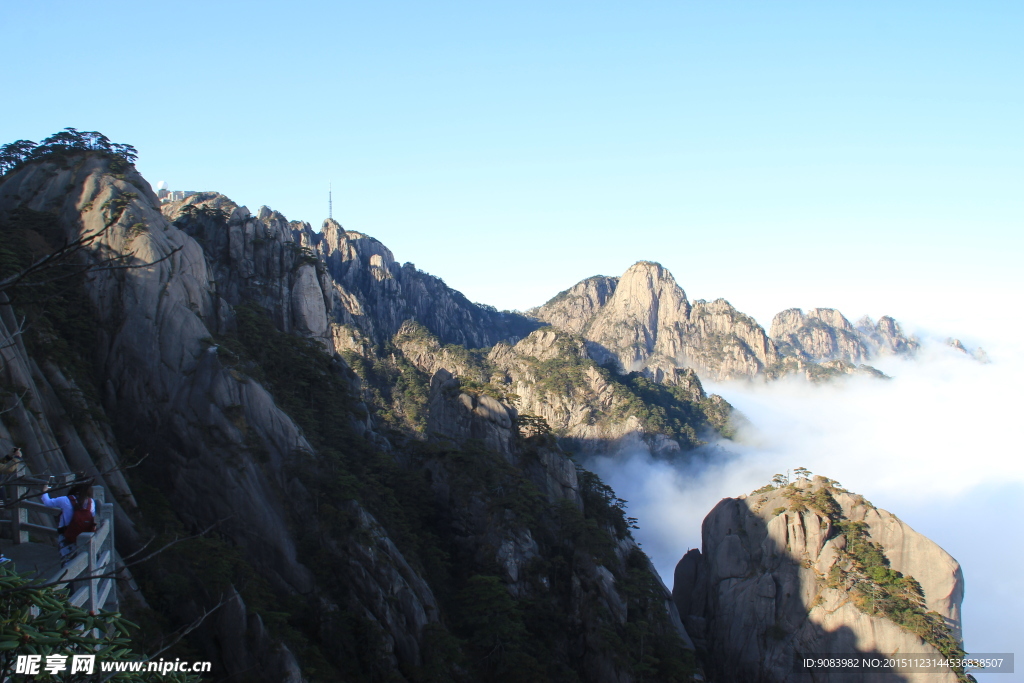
xmin=589 ymin=334 xmax=1022 ymax=677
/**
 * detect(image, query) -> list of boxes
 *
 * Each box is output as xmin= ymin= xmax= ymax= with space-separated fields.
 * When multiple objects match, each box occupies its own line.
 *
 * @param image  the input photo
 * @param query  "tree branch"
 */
xmin=0 ymin=520 xmax=230 ymax=596
xmin=144 ymin=592 xmax=239 ymax=664
xmin=0 ymin=389 xmax=28 ymax=416
xmin=0 ymin=314 xmax=27 ymax=351
xmin=0 ymin=228 xmax=109 ymax=294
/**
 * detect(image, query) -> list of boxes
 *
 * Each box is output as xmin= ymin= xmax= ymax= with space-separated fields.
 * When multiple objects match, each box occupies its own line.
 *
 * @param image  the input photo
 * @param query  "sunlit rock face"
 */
xmin=531 ymin=262 xmax=777 ymax=382
xmin=770 ymin=308 xmax=919 ymax=364
xmin=673 ymin=477 xmax=964 ymax=683
xmin=159 ymin=199 xmax=541 ymax=353
xmin=531 ymin=262 xmax=918 ymax=384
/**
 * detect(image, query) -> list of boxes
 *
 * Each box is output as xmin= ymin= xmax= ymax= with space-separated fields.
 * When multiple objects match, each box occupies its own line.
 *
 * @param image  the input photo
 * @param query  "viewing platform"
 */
xmin=0 ymin=464 xmax=118 ymax=613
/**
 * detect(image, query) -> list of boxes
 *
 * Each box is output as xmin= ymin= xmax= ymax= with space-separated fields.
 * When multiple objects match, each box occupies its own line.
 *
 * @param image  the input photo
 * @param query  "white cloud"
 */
xmin=588 ymin=333 xmax=1023 ymax=675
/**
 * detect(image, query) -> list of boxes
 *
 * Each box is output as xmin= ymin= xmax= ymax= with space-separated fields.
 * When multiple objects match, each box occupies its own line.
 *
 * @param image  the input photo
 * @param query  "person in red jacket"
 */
xmin=41 ymin=480 xmax=96 ymax=564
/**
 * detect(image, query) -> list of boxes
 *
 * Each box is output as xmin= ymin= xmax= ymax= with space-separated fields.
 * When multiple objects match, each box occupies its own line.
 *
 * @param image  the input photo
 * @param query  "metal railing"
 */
xmin=1 ymin=463 xmax=117 ymax=613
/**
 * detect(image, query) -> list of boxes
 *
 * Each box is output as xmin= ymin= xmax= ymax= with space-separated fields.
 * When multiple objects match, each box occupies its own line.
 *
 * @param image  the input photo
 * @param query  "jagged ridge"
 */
xmin=531 ymin=261 xmax=919 ymax=383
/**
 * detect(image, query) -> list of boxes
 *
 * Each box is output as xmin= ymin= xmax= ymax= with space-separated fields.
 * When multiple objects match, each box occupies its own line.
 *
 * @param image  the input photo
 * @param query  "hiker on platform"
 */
xmin=41 ymin=481 xmax=97 ymax=564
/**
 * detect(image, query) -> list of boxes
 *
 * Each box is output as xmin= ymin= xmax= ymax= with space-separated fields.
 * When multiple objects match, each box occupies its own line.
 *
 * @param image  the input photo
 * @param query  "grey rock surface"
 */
xmin=530 ymin=262 xmax=917 ymax=384
xmin=771 ymin=309 xmax=919 ymax=364
xmin=674 ymin=478 xmax=964 ymax=683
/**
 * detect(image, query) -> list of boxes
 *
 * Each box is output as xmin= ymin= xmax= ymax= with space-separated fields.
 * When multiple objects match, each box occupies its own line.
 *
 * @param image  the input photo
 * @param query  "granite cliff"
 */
xmin=393 ymin=321 xmax=733 ymax=457
xmin=770 ymin=309 xmax=919 ymax=364
xmin=673 ymin=476 xmax=969 ymax=683
xmin=163 ymin=193 xmax=539 ymax=353
xmin=0 ymin=145 xmax=701 ymax=682
xmin=530 ymin=264 xmax=918 ymax=383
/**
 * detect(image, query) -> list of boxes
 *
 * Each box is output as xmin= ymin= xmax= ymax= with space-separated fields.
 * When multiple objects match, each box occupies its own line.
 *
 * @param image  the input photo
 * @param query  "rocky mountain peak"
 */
xmin=583 ymin=261 xmax=691 ymax=367
xmin=530 ymin=275 xmax=619 ymax=335
xmin=771 ymin=308 xmax=919 ymax=365
xmin=674 ymin=476 xmax=967 ymax=682
xmin=769 ymin=307 xmax=869 ymax=363
xmin=532 ymin=264 xmax=779 ymax=381
xmin=610 ymin=260 xmax=691 ymax=321
xmin=531 ymin=258 xmax=930 ymax=385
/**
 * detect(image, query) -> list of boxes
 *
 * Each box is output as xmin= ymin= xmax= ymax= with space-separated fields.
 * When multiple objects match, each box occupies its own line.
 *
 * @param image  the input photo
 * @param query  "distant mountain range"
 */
xmin=0 ymin=142 xmax=965 ymax=682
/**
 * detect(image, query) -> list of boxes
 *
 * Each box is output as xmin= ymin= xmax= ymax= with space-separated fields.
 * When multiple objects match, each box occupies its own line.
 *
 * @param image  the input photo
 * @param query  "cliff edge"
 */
xmin=673 ymin=476 xmax=969 ymax=683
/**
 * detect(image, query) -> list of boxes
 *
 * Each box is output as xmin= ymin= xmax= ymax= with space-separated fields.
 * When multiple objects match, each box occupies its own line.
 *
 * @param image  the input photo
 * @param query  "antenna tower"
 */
xmin=329 ymin=182 xmax=333 ymax=221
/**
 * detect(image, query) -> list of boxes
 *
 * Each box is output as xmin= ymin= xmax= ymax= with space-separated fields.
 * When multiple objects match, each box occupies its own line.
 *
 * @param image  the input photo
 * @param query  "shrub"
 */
xmin=0 ymin=566 xmax=197 ymax=682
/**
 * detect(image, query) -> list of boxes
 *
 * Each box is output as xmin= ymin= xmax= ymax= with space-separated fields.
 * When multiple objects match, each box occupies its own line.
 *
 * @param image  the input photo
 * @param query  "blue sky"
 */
xmin=3 ymin=1 xmax=1021 ymax=335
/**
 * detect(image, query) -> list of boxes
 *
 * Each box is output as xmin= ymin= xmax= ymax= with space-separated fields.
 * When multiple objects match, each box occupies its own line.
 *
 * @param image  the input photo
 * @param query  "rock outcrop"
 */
xmin=490 ymin=327 xmax=732 ymax=454
xmin=771 ymin=309 xmax=919 ymax=363
xmin=387 ymin=319 xmax=733 ymax=456
xmin=531 ymin=263 xmax=918 ymax=384
xmin=946 ymin=338 xmax=989 ymax=364
xmin=531 ymin=262 xmax=778 ymax=382
xmin=165 ymin=196 xmax=540 ymax=351
xmin=674 ymin=477 xmax=966 ymax=683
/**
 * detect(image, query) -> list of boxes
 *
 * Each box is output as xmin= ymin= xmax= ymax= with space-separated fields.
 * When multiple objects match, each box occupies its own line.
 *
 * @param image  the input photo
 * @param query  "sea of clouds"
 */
xmin=589 ymin=334 xmax=1022 ymax=680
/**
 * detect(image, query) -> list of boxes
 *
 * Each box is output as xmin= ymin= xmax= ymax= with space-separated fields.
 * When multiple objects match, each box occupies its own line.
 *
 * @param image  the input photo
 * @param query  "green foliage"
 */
xmin=804 ymin=487 xmax=974 ymax=682
xmin=340 ymin=344 xmax=431 ymax=432
xmin=1 ymin=128 xmax=138 ymax=179
xmin=514 ymin=413 xmax=556 ymax=449
xmin=519 ymin=330 xmax=728 ymax=448
xmin=389 ymin=354 xmax=432 ymax=430
xmin=100 ymin=193 xmax=137 ymax=228
xmin=225 ymin=303 xmax=357 ymax=442
xmin=782 ymin=487 xmax=807 ymax=513
xmin=807 ymin=488 xmax=841 ymax=519
xmin=530 ymin=353 xmax=592 ymax=401
xmin=0 ymin=566 xmax=197 ymax=682
xmin=697 ymin=395 xmax=735 ymax=439
xmin=0 ymin=208 xmax=102 ymax=410
xmin=174 ymin=204 xmax=228 ymax=227
xmin=415 ymin=624 xmax=466 ymax=683
xmin=576 ymin=467 xmax=636 ymax=539
xmin=802 ymin=361 xmax=850 ymax=382
xmin=603 ymin=370 xmax=713 ymax=448
xmin=451 ymin=575 xmax=538 ymax=681
xmin=614 ymin=549 xmax=698 ymax=682
xmin=284 ymin=242 xmax=319 ymax=270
